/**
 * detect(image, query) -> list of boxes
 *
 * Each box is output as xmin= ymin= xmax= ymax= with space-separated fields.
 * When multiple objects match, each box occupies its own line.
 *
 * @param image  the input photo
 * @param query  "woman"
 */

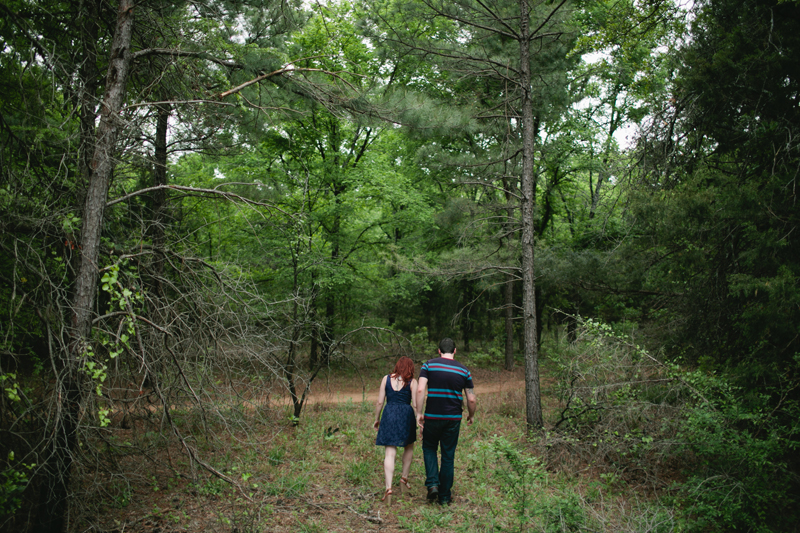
xmin=373 ymin=356 xmax=418 ymax=504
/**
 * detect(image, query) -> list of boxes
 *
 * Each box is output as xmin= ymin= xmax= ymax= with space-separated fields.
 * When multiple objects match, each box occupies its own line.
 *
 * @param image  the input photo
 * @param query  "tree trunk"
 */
xmin=589 ymin=84 xmax=620 ymax=219
xmin=462 ymin=280 xmax=472 ymax=352
xmin=323 ymin=293 xmax=335 ymax=365
xmin=504 ymin=273 xmax=515 ymax=370
xmin=309 ymin=318 xmax=319 ymax=370
xmin=73 ymin=0 xmax=101 ymax=281
xmin=286 ymin=298 xmax=301 ymax=422
xmin=151 ymin=103 xmax=170 ymax=296
xmin=519 ymin=0 xmax=543 ymax=431
xmin=77 ymin=0 xmax=101 ymax=202
xmin=73 ymin=0 xmax=135 ymax=340
xmin=36 ymin=3 xmax=135 ymax=532
xmin=503 ymin=177 xmax=516 ymax=371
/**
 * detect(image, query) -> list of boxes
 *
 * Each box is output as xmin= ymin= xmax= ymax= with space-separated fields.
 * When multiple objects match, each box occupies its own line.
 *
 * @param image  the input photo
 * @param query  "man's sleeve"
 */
xmin=419 ymin=361 xmax=429 ymax=380
xmin=465 ymin=369 xmax=474 ymax=390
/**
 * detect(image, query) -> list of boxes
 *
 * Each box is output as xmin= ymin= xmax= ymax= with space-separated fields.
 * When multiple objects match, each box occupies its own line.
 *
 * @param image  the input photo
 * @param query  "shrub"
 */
xmin=674 ymin=372 xmax=800 ymax=532
xmin=545 ymin=318 xmax=684 ymax=486
xmin=486 ymin=436 xmax=586 ymax=532
xmin=0 ymin=454 xmax=33 ymax=517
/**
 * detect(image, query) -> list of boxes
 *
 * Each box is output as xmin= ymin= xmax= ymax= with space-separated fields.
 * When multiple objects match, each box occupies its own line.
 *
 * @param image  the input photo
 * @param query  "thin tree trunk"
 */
xmin=462 ymin=280 xmax=472 ymax=352
xmin=323 ymin=293 xmax=335 ymax=365
xmin=286 ymin=300 xmax=301 ymax=422
xmin=73 ymin=0 xmax=101 ymax=281
xmin=73 ymin=0 xmax=135 ymax=340
xmin=36 ymin=3 xmax=135 ymax=532
xmin=308 ymin=271 xmax=319 ymax=370
xmin=590 ymin=84 xmax=620 ymax=219
xmin=503 ymin=177 xmax=516 ymax=371
xmin=151 ymin=103 xmax=170 ymax=296
xmin=322 ymin=176 xmax=343 ymax=366
xmin=77 ymin=0 xmax=100 ymax=202
xmin=504 ymin=273 xmax=515 ymax=370
xmin=309 ymin=313 xmax=319 ymax=370
xmin=519 ymin=0 xmax=543 ymax=431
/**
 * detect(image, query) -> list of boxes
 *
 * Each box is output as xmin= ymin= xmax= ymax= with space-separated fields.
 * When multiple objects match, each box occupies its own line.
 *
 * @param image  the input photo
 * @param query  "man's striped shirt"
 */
xmin=419 ymin=357 xmax=474 ymax=420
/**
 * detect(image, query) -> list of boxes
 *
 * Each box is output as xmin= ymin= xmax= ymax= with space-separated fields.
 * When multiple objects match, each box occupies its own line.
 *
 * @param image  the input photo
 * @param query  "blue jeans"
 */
xmin=422 ymin=419 xmax=461 ymax=501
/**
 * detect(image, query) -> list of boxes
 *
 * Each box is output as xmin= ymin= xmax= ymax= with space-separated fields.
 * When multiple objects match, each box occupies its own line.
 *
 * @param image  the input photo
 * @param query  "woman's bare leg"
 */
xmin=383 ymin=446 xmax=397 ymax=490
xmin=400 ymin=442 xmax=414 ymax=481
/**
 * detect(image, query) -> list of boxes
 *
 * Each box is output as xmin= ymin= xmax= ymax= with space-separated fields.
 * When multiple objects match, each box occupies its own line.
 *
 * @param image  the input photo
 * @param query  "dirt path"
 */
xmin=110 ymin=368 xmax=527 ymax=414
xmin=291 ymin=368 xmax=525 ymax=405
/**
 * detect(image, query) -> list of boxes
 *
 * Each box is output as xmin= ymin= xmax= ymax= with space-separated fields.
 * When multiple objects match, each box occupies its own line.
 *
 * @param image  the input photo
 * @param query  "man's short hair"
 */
xmin=438 ymin=338 xmax=456 ymax=354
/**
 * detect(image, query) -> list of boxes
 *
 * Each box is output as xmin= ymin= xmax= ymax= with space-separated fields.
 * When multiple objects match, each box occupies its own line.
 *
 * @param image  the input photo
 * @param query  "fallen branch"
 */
xmin=347 ymin=506 xmax=383 ymax=525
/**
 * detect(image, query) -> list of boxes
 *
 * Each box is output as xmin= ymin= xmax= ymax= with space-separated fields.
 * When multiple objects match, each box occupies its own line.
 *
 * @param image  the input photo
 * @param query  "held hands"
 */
xmin=416 ymin=413 xmax=425 ymax=429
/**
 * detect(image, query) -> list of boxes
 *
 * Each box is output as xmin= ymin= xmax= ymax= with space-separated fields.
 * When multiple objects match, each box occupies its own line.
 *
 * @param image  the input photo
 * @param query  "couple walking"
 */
xmin=372 ymin=338 xmax=477 ymax=505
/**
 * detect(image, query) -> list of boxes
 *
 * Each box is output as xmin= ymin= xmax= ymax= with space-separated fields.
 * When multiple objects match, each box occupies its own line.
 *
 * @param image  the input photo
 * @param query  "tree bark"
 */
xmin=462 ymin=280 xmax=472 ymax=352
xmin=504 ymin=273 xmax=515 ymax=370
xmin=151 ymin=103 xmax=170 ymax=296
xmin=73 ymin=0 xmax=135 ymax=340
xmin=77 ymin=0 xmax=101 ymax=200
xmin=72 ymin=0 xmax=102 ymax=281
xmin=36 ymin=3 xmax=135 ymax=532
xmin=519 ymin=0 xmax=543 ymax=431
xmin=503 ymin=177 xmax=516 ymax=371
xmin=590 ymin=83 xmax=621 ymax=220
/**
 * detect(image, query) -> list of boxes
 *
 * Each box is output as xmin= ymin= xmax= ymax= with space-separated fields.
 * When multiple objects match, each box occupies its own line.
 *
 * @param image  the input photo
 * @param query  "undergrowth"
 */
xmin=36 ymin=329 xmax=800 ymax=532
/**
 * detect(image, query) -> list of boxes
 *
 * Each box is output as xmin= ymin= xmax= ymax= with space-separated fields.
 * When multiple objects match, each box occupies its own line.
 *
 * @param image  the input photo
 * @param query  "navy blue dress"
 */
xmin=375 ymin=375 xmax=417 ymax=447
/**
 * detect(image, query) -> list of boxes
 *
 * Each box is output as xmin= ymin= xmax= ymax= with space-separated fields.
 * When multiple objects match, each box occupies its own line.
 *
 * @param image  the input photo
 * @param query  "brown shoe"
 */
xmin=426 ymin=486 xmax=439 ymax=502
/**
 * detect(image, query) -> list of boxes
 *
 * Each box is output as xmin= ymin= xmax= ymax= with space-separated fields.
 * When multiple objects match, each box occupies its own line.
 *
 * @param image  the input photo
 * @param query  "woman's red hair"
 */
xmin=392 ymin=356 xmax=414 ymax=385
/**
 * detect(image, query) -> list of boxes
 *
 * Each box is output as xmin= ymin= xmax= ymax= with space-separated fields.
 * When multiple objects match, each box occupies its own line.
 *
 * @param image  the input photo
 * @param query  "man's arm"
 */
xmin=465 ymin=387 xmax=477 ymax=425
xmin=416 ymin=376 xmax=428 ymax=428
xmin=410 ymin=378 xmax=419 ymax=413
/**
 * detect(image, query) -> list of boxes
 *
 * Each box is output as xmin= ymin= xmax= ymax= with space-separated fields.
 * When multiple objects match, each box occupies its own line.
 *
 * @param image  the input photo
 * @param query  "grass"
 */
xmin=73 ymin=334 xmax=685 ymax=532
xmin=85 ymin=402 xmax=675 ymax=532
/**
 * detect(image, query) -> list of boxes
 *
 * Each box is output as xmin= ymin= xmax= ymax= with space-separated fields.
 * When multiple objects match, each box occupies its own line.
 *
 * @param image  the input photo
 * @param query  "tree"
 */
xmin=634 ymin=0 xmax=800 ymax=380
xmin=170 ymin=2 xmax=448 ymax=420
xmin=0 ymin=1 xmax=316 ymax=529
xmin=527 ymin=0 xmax=683 ymax=340
xmin=366 ymin=0 xmax=577 ymax=429
xmin=34 ymin=4 xmax=136 ymax=531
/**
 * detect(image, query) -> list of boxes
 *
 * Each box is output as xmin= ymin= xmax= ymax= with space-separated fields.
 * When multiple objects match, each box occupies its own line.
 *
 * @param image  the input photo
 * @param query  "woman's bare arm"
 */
xmin=373 ymin=375 xmax=387 ymax=429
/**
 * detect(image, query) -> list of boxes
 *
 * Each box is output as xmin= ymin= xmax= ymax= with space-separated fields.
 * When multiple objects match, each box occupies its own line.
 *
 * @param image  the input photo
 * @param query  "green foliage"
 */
xmin=464 ymin=348 xmax=504 ymax=369
xmin=263 ymin=466 xmax=310 ymax=498
xmin=629 ymin=0 xmax=800 ymax=385
xmin=0 ymin=452 xmax=34 ymax=517
xmin=194 ymin=476 xmax=228 ymax=497
xmin=549 ymin=317 xmax=683 ymax=476
xmin=482 ymin=436 xmax=586 ymax=532
xmin=268 ymin=446 xmax=286 ymax=467
xmin=674 ymin=370 xmax=800 ymax=532
xmin=343 ymin=459 xmax=373 ymax=487
xmin=0 ymin=373 xmax=21 ymax=403
xmin=560 ymin=322 xmax=800 ymax=531
xmin=408 ymin=327 xmax=431 ymax=357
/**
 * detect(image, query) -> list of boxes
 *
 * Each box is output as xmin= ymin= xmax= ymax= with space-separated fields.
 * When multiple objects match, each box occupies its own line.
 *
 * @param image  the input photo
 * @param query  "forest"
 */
xmin=1 ymin=0 xmax=799 ymax=531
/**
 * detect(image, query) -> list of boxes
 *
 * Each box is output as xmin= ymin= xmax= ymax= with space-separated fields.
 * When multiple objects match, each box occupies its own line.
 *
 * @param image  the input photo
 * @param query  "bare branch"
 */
xmin=105 ymin=184 xmax=293 ymax=218
xmin=132 ymin=48 xmax=242 ymax=69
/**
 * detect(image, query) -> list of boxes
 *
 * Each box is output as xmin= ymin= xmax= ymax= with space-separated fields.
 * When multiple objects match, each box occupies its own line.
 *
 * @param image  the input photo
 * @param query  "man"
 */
xmin=416 ymin=338 xmax=477 ymax=505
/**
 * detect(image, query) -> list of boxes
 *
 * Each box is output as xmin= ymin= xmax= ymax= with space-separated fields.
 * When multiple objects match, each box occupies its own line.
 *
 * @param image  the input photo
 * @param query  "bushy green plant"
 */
xmin=485 ymin=436 xmax=586 ymax=532
xmin=0 ymin=453 xmax=33 ymax=517
xmin=464 ymin=347 xmax=504 ymax=368
xmin=547 ymin=317 xmax=682 ymax=483
xmin=409 ymin=326 xmax=431 ymax=357
xmin=674 ymin=371 xmax=800 ymax=532
xmin=267 ymin=447 xmax=285 ymax=467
